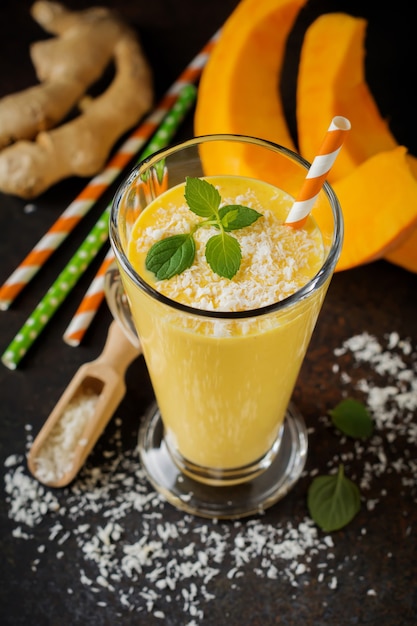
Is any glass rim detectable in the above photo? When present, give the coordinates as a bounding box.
[110,133,344,320]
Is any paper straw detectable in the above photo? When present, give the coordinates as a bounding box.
[285,116,351,228]
[62,248,115,347]
[63,84,197,346]
[0,32,219,311]
[1,208,110,370]
[1,83,199,366]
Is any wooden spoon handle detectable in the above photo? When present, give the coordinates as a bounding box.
[98,320,141,374]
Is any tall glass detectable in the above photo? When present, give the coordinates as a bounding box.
[107,135,343,519]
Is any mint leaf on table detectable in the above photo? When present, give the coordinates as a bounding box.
[308,464,361,532]
[145,177,262,280]
[329,398,374,439]
[307,399,372,532]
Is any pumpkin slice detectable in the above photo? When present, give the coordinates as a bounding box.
[313,147,417,272]
[194,0,307,190]
[296,13,398,183]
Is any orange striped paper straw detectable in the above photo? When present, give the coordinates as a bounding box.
[0,31,220,311]
[285,116,351,228]
[63,84,195,346]
[62,249,115,346]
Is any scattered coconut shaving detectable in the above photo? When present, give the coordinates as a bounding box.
[3,330,416,621]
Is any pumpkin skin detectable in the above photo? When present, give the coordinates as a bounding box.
[383,154,417,272]
[194,0,307,191]
[296,13,398,183]
[385,225,417,273]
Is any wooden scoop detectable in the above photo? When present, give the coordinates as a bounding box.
[27,320,142,488]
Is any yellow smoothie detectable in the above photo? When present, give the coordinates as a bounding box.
[122,175,328,471]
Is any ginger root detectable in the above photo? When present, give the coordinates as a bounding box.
[0,1,153,198]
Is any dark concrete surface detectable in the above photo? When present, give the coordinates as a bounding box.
[0,1,416,624]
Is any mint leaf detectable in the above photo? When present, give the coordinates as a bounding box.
[329,398,373,439]
[184,176,221,218]
[219,205,262,231]
[205,233,242,279]
[308,464,361,532]
[145,234,195,280]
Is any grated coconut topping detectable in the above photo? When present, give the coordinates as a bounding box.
[131,186,324,311]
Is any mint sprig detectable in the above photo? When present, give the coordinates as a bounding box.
[145,177,262,280]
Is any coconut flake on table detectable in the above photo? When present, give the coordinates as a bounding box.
[2,330,416,620]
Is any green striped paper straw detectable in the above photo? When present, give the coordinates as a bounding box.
[2,83,198,369]
[62,83,198,346]
[140,83,197,160]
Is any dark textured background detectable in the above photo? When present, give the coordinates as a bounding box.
[0,1,416,625]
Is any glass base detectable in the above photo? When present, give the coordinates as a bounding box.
[138,403,308,520]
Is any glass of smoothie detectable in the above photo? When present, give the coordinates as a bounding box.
[107,134,343,519]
